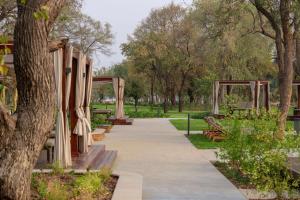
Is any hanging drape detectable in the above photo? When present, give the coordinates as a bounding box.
[250,81,256,109]
[113,78,125,119]
[53,49,65,165]
[74,52,90,153]
[64,45,73,167]
[13,89,17,112]
[212,81,220,114]
[85,60,93,146]
[256,81,261,113]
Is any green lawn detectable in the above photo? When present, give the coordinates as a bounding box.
[92,103,203,118]
[169,119,208,131]
[187,134,222,149]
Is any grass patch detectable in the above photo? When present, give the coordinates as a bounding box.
[169,119,208,131]
[92,103,204,119]
[187,134,222,149]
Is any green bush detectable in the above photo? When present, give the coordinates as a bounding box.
[91,114,109,130]
[74,169,112,197]
[218,111,300,198]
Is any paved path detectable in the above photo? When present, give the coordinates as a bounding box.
[102,119,246,200]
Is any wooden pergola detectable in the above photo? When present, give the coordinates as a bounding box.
[1,40,93,161]
[93,76,133,125]
[212,80,270,116]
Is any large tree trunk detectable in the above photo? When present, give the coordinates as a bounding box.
[0,1,66,199]
[277,0,294,139]
[178,92,184,113]
[134,98,138,112]
[163,96,168,113]
[150,76,155,105]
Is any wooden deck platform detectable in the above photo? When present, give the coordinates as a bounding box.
[108,116,133,125]
[72,145,117,170]
[35,145,117,170]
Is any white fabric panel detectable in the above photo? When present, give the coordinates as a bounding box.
[212,81,219,114]
[74,53,91,153]
[113,78,125,119]
[85,60,93,146]
[250,81,256,109]
[64,45,73,167]
[118,78,125,118]
[53,49,65,165]
[256,81,261,113]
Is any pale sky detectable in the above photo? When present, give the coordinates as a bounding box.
[82,0,192,68]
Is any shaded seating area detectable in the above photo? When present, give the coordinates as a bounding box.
[212,80,270,118]
[1,40,117,170]
[93,76,133,125]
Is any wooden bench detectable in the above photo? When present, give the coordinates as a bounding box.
[230,102,253,115]
[204,116,225,142]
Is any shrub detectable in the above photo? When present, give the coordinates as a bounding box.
[218,111,300,198]
[46,180,69,200]
[74,169,112,198]
[51,161,64,175]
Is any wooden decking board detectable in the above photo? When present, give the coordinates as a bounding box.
[90,150,117,170]
[72,145,106,169]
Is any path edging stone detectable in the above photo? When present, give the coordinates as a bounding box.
[112,171,143,200]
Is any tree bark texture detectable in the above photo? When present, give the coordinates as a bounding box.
[0,0,66,199]
[276,0,294,139]
[253,0,294,139]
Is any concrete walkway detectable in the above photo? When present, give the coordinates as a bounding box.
[101,119,246,200]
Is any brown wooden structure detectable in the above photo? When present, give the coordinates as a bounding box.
[212,80,270,118]
[93,76,133,125]
[1,40,117,169]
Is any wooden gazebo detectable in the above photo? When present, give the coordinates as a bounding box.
[212,80,270,117]
[93,76,133,125]
[1,40,117,170]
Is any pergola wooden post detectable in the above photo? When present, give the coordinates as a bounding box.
[93,76,133,125]
[212,80,270,117]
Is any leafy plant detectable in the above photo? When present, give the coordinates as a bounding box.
[51,161,64,175]
[73,169,112,197]
[218,112,300,198]
[46,180,69,200]
[37,180,48,199]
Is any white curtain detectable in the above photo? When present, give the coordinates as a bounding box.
[74,53,91,153]
[256,81,261,113]
[212,81,220,114]
[119,79,125,118]
[53,49,65,165]
[250,81,256,109]
[85,61,93,146]
[64,45,73,167]
[113,78,125,119]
